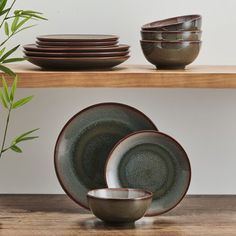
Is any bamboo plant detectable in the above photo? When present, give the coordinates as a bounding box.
[0,0,46,157]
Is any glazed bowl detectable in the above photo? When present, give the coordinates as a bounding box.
[141,30,202,41]
[140,40,201,69]
[87,188,153,223]
[142,14,202,31]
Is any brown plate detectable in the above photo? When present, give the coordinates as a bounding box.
[23,44,130,52]
[37,34,119,42]
[26,56,130,70]
[24,50,129,58]
[36,40,118,47]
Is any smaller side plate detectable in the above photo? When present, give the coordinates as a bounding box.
[106,130,191,216]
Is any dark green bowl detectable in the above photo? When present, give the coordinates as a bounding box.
[142,14,202,31]
[141,30,202,41]
[140,40,201,69]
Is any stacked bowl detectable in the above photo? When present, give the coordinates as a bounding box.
[140,14,202,69]
[23,34,130,70]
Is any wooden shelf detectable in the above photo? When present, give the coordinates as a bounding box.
[1,64,236,88]
[0,195,235,235]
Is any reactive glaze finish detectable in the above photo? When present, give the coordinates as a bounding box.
[37,34,119,42]
[140,40,201,69]
[23,44,130,52]
[54,103,157,209]
[141,30,202,41]
[142,14,202,31]
[106,130,191,216]
[87,188,152,223]
[26,56,130,70]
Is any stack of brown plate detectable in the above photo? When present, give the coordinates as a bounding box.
[23,34,130,70]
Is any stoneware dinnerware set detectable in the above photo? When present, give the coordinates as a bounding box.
[54,103,191,223]
[140,14,202,69]
[23,34,130,70]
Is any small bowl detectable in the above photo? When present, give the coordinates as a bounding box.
[142,14,202,31]
[140,40,201,69]
[87,188,153,224]
[141,30,202,41]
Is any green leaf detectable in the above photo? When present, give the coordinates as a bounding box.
[14,128,39,142]
[20,12,47,20]
[10,76,17,101]
[0,45,20,62]
[0,7,10,16]
[0,47,6,56]
[0,0,7,13]
[10,145,22,153]
[14,24,36,34]
[11,16,20,32]
[21,10,43,15]
[3,57,27,63]
[15,16,31,31]
[2,76,10,103]
[0,89,8,108]
[16,136,39,143]
[12,95,33,109]
[4,21,9,36]
[0,64,16,76]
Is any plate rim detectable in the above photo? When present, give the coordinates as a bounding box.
[37,34,119,42]
[54,102,158,210]
[25,55,130,61]
[23,44,130,52]
[105,130,191,216]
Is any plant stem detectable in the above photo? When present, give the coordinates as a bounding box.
[0,106,12,158]
[0,0,17,29]
[0,32,15,47]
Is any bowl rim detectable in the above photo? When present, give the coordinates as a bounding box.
[142,14,202,30]
[87,188,153,201]
[140,39,202,44]
[141,30,202,34]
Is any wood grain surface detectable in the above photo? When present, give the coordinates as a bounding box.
[1,64,236,88]
[0,195,235,235]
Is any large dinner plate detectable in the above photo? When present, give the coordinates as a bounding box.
[26,56,129,70]
[54,103,157,209]
[106,130,191,216]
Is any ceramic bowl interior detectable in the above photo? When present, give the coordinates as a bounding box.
[106,131,191,216]
[142,14,202,31]
[87,188,153,223]
[140,40,201,69]
[88,188,152,200]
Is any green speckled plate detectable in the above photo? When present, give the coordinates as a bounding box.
[106,130,191,216]
[54,103,157,210]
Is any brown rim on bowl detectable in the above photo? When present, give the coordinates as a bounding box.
[54,102,158,210]
[105,130,191,217]
[142,14,201,29]
[140,30,202,33]
[87,188,153,201]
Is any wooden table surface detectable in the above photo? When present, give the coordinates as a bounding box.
[0,195,235,235]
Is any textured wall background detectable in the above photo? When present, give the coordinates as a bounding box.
[0,0,236,194]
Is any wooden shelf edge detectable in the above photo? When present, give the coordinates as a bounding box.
[1,64,236,88]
